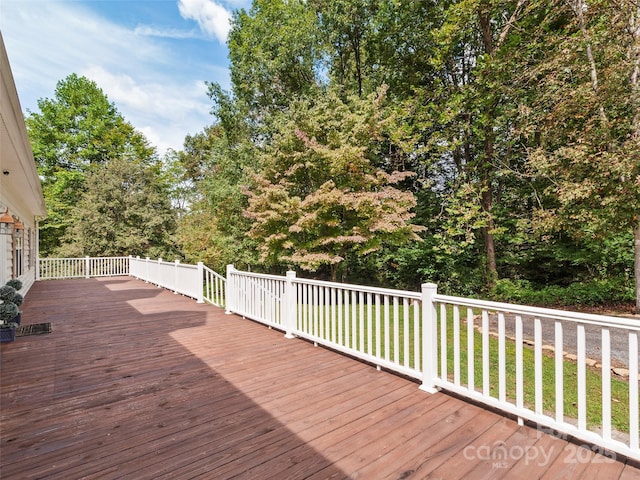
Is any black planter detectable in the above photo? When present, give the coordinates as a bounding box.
[0,327,15,343]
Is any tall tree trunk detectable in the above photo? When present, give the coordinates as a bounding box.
[481,194,497,284]
[635,218,640,313]
[331,263,338,283]
[350,32,363,97]
[570,0,610,128]
[478,10,498,287]
[630,2,640,313]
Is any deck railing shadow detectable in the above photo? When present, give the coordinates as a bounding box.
[2,278,349,479]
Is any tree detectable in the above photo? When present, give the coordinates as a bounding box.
[26,74,156,255]
[175,86,259,273]
[59,157,176,258]
[182,0,636,306]
[244,89,423,281]
[520,0,640,310]
[434,0,530,287]
[311,0,373,98]
[228,0,323,118]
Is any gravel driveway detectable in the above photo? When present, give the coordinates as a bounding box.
[482,312,639,369]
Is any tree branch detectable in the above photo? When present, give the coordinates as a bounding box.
[496,0,528,49]
[567,0,610,127]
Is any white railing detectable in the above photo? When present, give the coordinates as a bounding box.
[129,257,201,300]
[225,266,287,330]
[294,277,423,380]
[38,256,226,308]
[225,266,639,462]
[203,265,226,308]
[38,256,129,280]
[226,265,425,380]
[430,292,639,463]
[34,257,639,461]
[128,257,225,308]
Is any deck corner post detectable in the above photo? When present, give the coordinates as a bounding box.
[196,262,205,303]
[284,270,297,339]
[156,258,163,288]
[420,282,439,394]
[225,264,235,315]
[173,259,180,294]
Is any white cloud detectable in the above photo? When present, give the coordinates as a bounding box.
[82,66,212,154]
[0,0,232,155]
[133,25,202,40]
[178,0,232,43]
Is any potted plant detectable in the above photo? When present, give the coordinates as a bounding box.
[0,279,23,343]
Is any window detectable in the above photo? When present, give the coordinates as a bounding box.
[13,231,23,278]
[28,228,34,270]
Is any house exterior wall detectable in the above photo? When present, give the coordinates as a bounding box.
[0,33,46,293]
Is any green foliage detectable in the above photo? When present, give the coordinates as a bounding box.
[228,0,323,115]
[5,279,22,290]
[0,281,22,324]
[0,303,19,323]
[175,86,259,273]
[58,157,177,258]
[244,89,423,280]
[27,74,160,256]
[175,0,638,307]
[491,277,635,307]
[0,286,16,303]
[38,170,86,254]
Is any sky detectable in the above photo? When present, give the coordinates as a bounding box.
[0,0,251,155]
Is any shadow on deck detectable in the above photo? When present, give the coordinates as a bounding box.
[1,278,637,479]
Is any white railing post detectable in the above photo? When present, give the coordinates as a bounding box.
[85,256,90,279]
[145,257,150,282]
[196,262,204,304]
[420,283,439,393]
[173,259,180,294]
[35,220,41,280]
[225,264,235,314]
[284,270,297,339]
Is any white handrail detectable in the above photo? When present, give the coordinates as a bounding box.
[39,256,226,308]
[203,265,226,308]
[224,266,639,463]
[38,256,130,280]
[435,293,640,330]
[35,257,639,462]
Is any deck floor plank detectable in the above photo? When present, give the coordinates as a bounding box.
[1,278,638,479]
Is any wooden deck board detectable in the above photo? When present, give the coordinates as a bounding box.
[1,278,638,479]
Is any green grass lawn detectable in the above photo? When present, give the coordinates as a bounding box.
[295,300,633,434]
[443,315,631,433]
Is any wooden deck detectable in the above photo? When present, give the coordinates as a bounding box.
[1,278,638,479]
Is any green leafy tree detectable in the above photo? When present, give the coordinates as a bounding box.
[182,0,636,306]
[311,0,373,98]
[518,0,640,310]
[244,89,423,281]
[423,0,531,287]
[59,157,176,258]
[26,74,156,255]
[228,0,323,117]
[176,87,259,273]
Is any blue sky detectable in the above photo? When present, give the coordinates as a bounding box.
[1,0,251,154]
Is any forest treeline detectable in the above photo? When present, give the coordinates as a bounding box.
[27,0,640,311]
